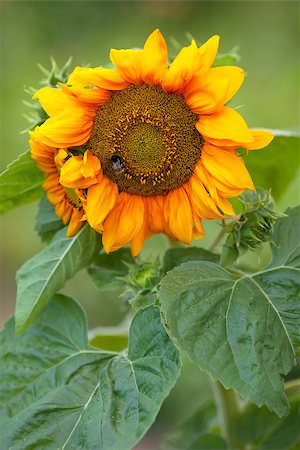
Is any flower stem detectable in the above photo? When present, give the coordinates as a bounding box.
[210,379,244,450]
[209,221,226,252]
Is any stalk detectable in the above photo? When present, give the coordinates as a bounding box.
[210,379,244,450]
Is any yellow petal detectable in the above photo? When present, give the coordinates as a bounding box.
[34,109,94,148]
[140,29,168,85]
[33,87,78,117]
[85,176,118,233]
[68,66,130,90]
[164,187,193,243]
[59,83,111,105]
[198,35,220,71]
[162,40,201,93]
[110,48,143,84]
[102,193,145,254]
[196,106,253,146]
[60,151,100,189]
[184,66,244,114]
[247,129,274,150]
[201,144,255,194]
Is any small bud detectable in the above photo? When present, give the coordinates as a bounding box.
[119,258,161,309]
[221,188,285,267]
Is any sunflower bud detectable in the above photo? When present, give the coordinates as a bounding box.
[221,188,285,267]
[120,258,161,309]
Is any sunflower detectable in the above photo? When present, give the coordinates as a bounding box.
[30,29,274,256]
[30,135,86,236]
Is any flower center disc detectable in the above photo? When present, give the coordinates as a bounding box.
[90,84,203,195]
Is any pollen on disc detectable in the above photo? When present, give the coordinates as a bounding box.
[89,84,203,196]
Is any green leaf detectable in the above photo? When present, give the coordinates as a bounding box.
[245,131,300,201]
[162,402,228,450]
[0,151,44,213]
[35,193,64,242]
[236,398,300,449]
[163,247,219,273]
[0,295,181,449]
[16,225,100,334]
[88,248,133,290]
[159,206,300,417]
[269,206,300,269]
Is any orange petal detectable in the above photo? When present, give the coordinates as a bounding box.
[192,213,205,239]
[144,195,165,234]
[140,29,168,85]
[130,206,148,257]
[80,150,101,178]
[33,86,78,117]
[185,174,224,220]
[68,66,130,90]
[34,109,94,148]
[85,176,118,233]
[60,151,100,189]
[198,35,220,71]
[201,144,255,194]
[247,129,274,150]
[184,66,244,114]
[66,208,84,237]
[194,162,235,214]
[196,106,253,146]
[55,199,72,224]
[29,134,56,172]
[102,193,145,254]
[54,149,69,168]
[110,48,143,84]
[164,187,193,244]
[162,40,201,93]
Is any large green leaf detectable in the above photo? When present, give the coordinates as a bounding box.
[0,151,44,213]
[0,295,181,450]
[16,225,100,334]
[159,206,300,417]
[162,402,228,450]
[236,397,300,449]
[35,193,64,242]
[162,247,219,273]
[88,248,133,290]
[245,131,300,201]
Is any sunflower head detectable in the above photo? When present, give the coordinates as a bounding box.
[30,29,274,256]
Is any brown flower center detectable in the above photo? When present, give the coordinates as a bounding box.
[89,84,203,195]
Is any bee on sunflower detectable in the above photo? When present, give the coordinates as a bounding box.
[30,29,274,256]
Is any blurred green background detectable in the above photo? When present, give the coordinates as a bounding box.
[0,1,299,448]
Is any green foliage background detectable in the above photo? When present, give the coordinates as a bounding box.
[0,1,299,447]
